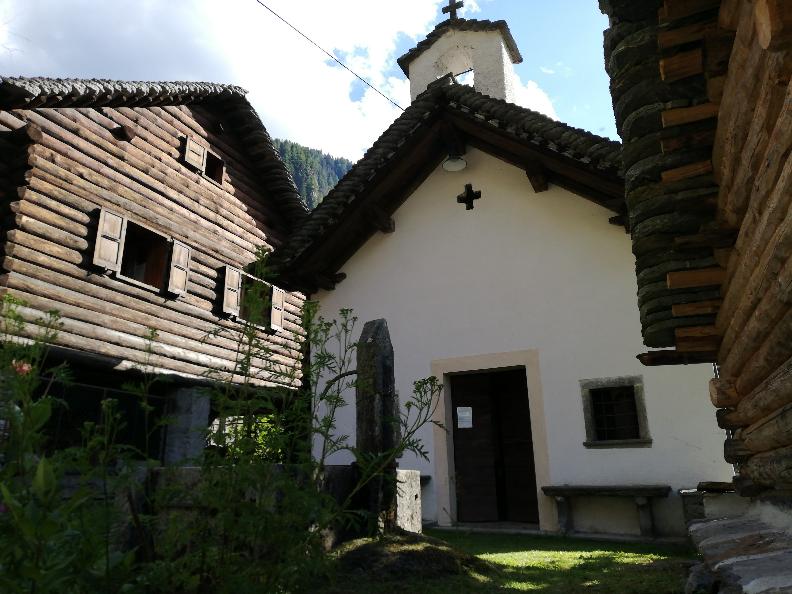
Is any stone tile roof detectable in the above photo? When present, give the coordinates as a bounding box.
[278,75,622,269]
[0,76,309,227]
[397,18,523,75]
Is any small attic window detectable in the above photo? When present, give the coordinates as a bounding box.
[204,151,225,184]
[183,136,225,186]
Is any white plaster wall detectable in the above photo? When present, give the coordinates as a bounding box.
[408,29,515,101]
[316,148,732,535]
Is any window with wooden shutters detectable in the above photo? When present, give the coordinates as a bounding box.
[93,209,126,272]
[270,286,285,332]
[222,266,242,317]
[167,240,192,296]
[184,137,207,171]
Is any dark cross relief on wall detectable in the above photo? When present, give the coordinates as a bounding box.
[442,0,464,20]
[457,183,481,210]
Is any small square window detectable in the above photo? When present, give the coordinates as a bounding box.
[119,222,170,290]
[204,152,225,184]
[580,376,651,448]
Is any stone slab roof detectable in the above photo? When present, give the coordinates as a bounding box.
[397,18,524,76]
[277,75,622,275]
[0,76,309,227]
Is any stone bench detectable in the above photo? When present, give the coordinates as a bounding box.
[541,484,672,537]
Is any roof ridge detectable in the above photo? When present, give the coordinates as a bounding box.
[0,76,248,109]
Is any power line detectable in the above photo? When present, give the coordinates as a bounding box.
[253,0,405,112]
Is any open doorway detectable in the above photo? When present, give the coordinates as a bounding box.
[450,367,539,523]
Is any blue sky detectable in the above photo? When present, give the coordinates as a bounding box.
[0,0,618,159]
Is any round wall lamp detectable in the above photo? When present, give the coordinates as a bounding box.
[442,155,467,172]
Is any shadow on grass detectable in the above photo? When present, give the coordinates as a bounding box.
[315,530,694,594]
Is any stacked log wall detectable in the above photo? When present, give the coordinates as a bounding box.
[0,105,305,388]
[600,0,734,352]
[711,0,792,495]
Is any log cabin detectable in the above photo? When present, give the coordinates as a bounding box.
[601,0,792,588]
[275,12,733,538]
[0,77,309,461]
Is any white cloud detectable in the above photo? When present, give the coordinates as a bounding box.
[513,74,557,120]
[0,0,445,160]
[539,66,555,75]
[0,0,557,159]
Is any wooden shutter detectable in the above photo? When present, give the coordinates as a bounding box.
[270,285,285,332]
[184,137,207,171]
[222,266,242,317]
[167,240,192,295]
[93,208,126,272]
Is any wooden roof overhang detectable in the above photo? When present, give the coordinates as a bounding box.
[277,79,624,293]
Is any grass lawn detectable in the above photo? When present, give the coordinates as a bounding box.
[317,529,695,593]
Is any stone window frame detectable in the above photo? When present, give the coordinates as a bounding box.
[580,375,652,449]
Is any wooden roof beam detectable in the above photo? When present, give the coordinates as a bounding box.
[440,119,466,158]
[667,267,726,289]
[524,161,548,193]
[755,0,792,50]
[637,349,717,366]
[364,204,396,234]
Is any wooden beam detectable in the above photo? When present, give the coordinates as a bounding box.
[660,0,722,23]
[676,335,722,352]
[755,0,792,50]
[719,0,744,31]
[661,160,713,183]
[524,161,548,193]
[658,21,717,49]
[673,229,738,250]
[667,267,726,289]
[661,126,717,153]
[440,119,466,158]
[661,103,720,128]
[637,349,717,366]
[673,299,723,317]
[706,75,727,103]
[710,377,740,407]
[660,48,704,82]
[364,205,396,234]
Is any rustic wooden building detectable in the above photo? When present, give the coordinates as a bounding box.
[0,77,308,459]
[601,0,792,588]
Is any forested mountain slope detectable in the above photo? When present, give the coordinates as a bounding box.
[273,138,353,209]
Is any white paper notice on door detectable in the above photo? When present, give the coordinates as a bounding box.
[456,406,473,429]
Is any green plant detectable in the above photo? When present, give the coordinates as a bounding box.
[0,294,135,593]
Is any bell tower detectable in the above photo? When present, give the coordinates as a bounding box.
[396,1,523,103]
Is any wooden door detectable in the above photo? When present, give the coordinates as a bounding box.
[451,369,538,523]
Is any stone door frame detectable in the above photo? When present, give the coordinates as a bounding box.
[430,349,555,530]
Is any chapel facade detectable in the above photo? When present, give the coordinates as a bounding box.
[278,11,733,536]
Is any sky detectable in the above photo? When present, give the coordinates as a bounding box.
[0,0,617,161]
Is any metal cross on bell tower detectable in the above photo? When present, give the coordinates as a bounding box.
[442,0,464,21]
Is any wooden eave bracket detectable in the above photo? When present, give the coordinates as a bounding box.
[637,349,717,366]
[364,204,395,234]
[524,161,548,193]
[440,119,466,158]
